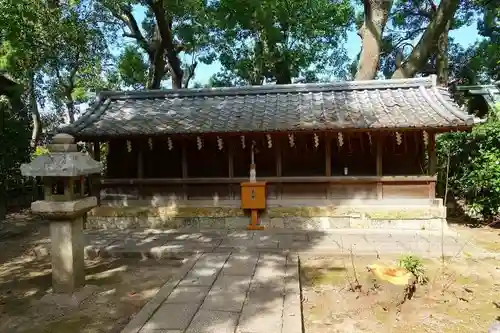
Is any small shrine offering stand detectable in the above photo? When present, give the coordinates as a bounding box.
[241,180,267,230]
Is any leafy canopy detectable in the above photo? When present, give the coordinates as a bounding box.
[208,0,354,85]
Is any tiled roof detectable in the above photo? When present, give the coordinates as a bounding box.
[61,75,478,138]
[456,84,500,111]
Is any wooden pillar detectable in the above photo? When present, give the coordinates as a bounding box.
[136,141,144,199]
[427,131,437,198]
[325,133,331,177]
[325,133,332,199]
[181,140,188,200]
[275,138,282,199]
[427,132,437,175]
[93,141,101,161]
[92,141,101,204]
[228,138,234,199]
[376,134,383,199]
[137,149,144,178]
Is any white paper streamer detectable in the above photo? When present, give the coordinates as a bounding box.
[288,133,295,147]
[266,134,272,148]
[167,137,173,150]
[423,131,429,147]
[196,136,203,150]
[217,136,224,151]
[396,132,402,146]
[337,132,344,147]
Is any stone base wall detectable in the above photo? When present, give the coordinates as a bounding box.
[86,205,447,231]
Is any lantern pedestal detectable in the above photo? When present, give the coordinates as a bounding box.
[31,197,97,293]
[20,133,102,295]
[49,217,85,293]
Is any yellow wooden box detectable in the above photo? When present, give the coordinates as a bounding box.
[240,181,267,210]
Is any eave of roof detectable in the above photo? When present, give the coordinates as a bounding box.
[61,75,479,139]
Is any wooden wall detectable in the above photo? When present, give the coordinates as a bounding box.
[99,130,434,201]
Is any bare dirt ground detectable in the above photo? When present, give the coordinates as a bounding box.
[449,220,500,254]
[301,253,500,333]
[0,210,183,333]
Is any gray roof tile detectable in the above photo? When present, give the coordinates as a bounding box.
[61,75,478,138]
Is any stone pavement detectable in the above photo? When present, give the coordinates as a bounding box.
[121,252,301,333]
[73,229,496,260]
[94,228,496,333]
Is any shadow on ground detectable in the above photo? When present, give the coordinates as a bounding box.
[0,209,495,333]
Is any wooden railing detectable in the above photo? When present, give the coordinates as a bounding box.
[100,175,437,186]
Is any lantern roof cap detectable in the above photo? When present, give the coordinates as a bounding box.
[20,133,102,177]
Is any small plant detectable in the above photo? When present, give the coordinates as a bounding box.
[398,255,428,285]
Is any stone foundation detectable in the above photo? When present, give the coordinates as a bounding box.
[86,204,447,231]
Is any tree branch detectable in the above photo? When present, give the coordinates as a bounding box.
[108,4,152,57]
[183,62,198,88]
[68,51,81,92]
[150,0,184,89]
[391,0,459,78]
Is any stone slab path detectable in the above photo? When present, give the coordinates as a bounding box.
[69,229,496,260]
[121,252,301,333]
[95,229,497,333]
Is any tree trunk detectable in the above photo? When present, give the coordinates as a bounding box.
[147,46,166,89]
[0,185,6,222]
[183,62,198,88]
[150,0,184,89]
[170,67,183,89]
[275,58,292,84]
[391,0,459,79]
[355,0,393,80]
[27,74,41,148]
[436,20,451,86]
[65,99,76,124]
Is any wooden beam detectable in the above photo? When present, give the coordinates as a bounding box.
[100,175,437,186]
[428,181,436,198]
[73,126,475,142]
[376,134,383,199]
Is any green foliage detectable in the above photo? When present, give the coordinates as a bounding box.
[99,0,215,89]
[0,87,31,218]
[398,255,428,285]
[209,0,354,84]
[33,146,49,157]
[117,45,148,89]
[437,107,500,219]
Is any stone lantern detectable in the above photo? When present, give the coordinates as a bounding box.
[20,133,102,294]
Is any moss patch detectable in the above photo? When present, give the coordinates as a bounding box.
[301,266,348,287]
[89,206,244,218]
[90,205,444,220]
